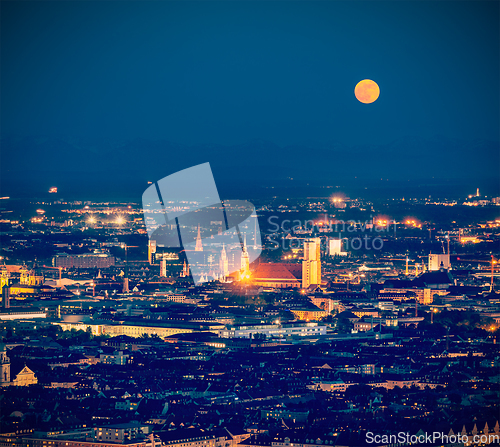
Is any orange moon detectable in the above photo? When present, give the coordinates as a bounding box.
[355,79,380,104]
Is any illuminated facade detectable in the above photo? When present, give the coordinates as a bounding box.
[150,246,185,276]
[302,238,321,288]
[218,322,326,339]
[11,366,38,386]
[328,238,346,256]
[0,267,9,295]
[0,344,37,387]
[290,307,328,321]
[56,321,222,338]
[428,253,450,271]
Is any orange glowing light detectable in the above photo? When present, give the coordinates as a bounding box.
[355,79,380,104]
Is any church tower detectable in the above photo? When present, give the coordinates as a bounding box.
[240,236,250,277]
[20,266,29,285]
[302,238,321,288]
[181,260,190,278]
[0,343,10,386]
[0,266,9,295]
[219,244,229,278]
[148,240,157,265]
[195,224,203,251]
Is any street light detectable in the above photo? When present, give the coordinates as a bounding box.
[431,307,438,324]
[491,255,497,292]
[115,215,125,226]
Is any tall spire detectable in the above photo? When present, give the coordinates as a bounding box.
[219,244,228,277]
[240,236,250,276]
[195,224,203,251]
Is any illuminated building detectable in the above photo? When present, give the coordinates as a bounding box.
[328,238,346,256]
[154,248,185,277]
[7,266,46,296]
[0,310,47,320]
[218,322,326,339]
[0,268,9,308]
[302,238,321,288]
[0,266,8,294]
[309,296,339,313]
[10,365,38,386]
[290,307,328,321]
[20,266,44,286]
[0,344,37,387]
[148,240,157,264]
[56,321,222,338]
[428,254,450,271]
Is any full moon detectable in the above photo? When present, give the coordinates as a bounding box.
[355,79,380,104]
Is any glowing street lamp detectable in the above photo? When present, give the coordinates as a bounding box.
[491,256,498,292]
[115,215,125,225]
[431,307,438,324]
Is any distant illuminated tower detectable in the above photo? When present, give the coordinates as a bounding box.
[0,343,10,386]
[182,260,190,278]
[195,224,203,251]
[219,244,229,277]
[476,188,480,197]
[122,277,129,293]
[240,236,250,276]
[20,266,29,285]
[148,240,157,265]
[0,266,8,296]
[160,259,167,277]
[2,287,10,310]
[302,238,321,288]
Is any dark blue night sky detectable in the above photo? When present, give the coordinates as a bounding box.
[1,1,499,198]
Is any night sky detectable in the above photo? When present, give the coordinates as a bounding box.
[1,1,499,198]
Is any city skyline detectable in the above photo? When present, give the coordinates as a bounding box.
[0,1,499,446]
[1,1,499,201]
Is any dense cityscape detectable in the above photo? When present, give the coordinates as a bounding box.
[1,0,499,446]
[0,187,499,446]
